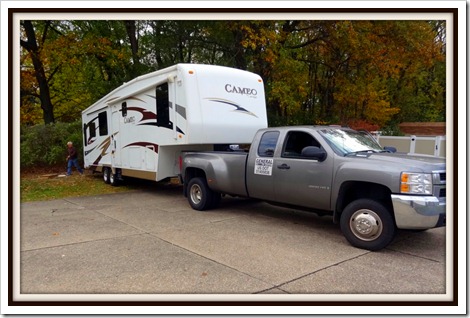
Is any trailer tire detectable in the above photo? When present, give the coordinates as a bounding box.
[109,170,120,187]
[103,167,111,184]
[187,177,216,211]
[340,199,396,251]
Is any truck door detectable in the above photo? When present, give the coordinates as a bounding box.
[246,130,281,201]
[273,130,334,210]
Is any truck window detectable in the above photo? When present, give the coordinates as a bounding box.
[156,82,172,129]
[98,111,108,136]
[282,131,321,158]
[257,131,280,157]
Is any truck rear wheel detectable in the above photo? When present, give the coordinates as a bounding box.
[340,199,396,251]
[187,177,218,210]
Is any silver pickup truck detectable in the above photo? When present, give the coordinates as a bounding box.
[180,126,446,250]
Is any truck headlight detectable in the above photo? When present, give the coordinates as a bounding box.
[400,172,432,195]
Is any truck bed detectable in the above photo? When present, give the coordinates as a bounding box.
[182,151,249,197]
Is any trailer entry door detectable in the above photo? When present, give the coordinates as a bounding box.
[156,82,172,129]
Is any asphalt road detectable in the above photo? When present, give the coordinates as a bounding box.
[19,182,447,301]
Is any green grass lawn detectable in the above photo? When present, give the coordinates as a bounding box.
[20,172,142,202]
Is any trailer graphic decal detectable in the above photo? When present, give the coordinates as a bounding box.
[127,96,145,102]
[127,107,157,121]
[144,95,188,119]
[89,135,114,166]
[123,142,159,153]
[205,98,258,118]
[124,106,186,135]
[84,145,98,156]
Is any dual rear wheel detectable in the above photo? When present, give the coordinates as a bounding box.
[102,167,120,186]
[187,177,220,211]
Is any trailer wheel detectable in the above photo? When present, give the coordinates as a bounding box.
[109,170,120,187]
[187,177,216,211]
[340,199,396,251]
[103,167,111,184]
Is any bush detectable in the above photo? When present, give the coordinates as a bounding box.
[380,122,405,136]
[20,121,83,168]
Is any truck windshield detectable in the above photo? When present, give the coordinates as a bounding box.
[319,128,384,156]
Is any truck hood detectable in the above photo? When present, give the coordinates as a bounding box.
[366,152,446,172]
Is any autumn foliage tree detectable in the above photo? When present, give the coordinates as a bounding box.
[20,19,446,131]
[20,20,56,124]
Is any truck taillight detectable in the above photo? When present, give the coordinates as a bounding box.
[179,156,183,172]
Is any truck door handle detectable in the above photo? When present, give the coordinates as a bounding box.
[277,164,290,170]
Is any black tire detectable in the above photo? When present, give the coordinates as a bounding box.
[187,177,217,211]
[109,170,120,187]
[340,199,396,251]
[103,167,111,184]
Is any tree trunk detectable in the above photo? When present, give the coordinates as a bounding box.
[124,20,140,78]
[20,20,55,124]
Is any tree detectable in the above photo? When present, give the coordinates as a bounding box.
[124,20,141,78]
[20,20,134,125]
[20,20,56,124]
[19,19,446,129]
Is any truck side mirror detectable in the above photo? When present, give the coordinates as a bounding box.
[383,146,397,153]
[301,146,327,161]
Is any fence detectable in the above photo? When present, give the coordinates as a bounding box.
[376,135,446,157]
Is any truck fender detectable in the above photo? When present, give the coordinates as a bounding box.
[333,181,394,224]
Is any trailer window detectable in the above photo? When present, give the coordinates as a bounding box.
[83,123,88,146]
[98,111,108,136]
[122,102,127,117]
[258,131,279,157]
[156,83,172,129]
[84,121,96,146]
[89,122,96,138]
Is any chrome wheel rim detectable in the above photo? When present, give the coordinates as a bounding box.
[349,209,383,241]
[189,184,202,205]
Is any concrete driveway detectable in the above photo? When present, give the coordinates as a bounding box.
[19,182,447,300]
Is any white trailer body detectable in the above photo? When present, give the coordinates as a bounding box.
[81,64,267,182]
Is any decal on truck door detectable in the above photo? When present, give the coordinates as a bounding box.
[254,158,273,176]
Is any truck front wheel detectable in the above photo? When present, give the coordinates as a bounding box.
[187,177,218,211]
[340,199,396,251]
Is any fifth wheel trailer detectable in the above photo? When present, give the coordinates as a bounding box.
[81,64,268,185]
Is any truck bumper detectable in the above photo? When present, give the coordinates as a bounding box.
[391,195,446,230]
